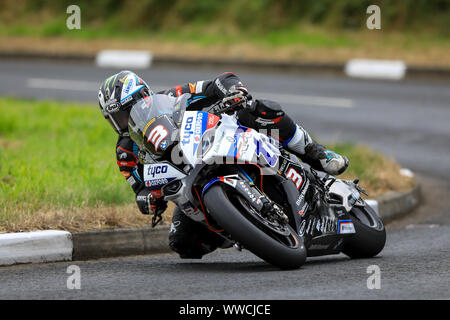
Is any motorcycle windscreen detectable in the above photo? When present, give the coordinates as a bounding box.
[128,94,178,157]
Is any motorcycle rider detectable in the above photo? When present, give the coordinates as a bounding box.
[98,70,349,259]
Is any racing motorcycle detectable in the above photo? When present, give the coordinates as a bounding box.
[127,94,386,269]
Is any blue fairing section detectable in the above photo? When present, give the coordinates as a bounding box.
[192,111,209,155]
[226,138,238,158]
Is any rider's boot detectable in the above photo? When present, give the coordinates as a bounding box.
[285,124,349,176]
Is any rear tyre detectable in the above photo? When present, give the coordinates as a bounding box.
[342,204,386,258]
[203,184,306,269]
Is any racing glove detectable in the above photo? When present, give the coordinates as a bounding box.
[221,85,249,110]
[136,188,167,221]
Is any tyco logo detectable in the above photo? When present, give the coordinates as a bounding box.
[182,113,204,145]
[181,116,194,145]
[147,165,168,178]
[147,125,168,151]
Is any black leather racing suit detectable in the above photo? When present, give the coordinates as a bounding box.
[116,72,334,259]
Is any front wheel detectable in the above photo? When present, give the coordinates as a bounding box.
[203,184,307,269]
[342,203,386,258]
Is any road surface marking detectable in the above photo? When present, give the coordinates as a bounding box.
[26,78,354,108]
[95,50,152,69]
[27,78,100,91]
[253,91,354,108]
[345,59,406,81]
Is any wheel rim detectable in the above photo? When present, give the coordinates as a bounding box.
[228,192,300,249]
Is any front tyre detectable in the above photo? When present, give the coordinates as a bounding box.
[203,184,306,269]
[342,203,386,258]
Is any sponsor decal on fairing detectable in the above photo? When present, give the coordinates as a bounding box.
[147,124,168,152]
[143,163,186,190]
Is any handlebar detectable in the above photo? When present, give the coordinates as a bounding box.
[207,94,253,116]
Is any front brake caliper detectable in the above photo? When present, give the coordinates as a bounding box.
[235,179,265,212]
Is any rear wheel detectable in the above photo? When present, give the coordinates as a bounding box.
[203,184,306,269]
[342,203,386,258]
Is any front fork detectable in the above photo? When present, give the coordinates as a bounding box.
[201,172,291,223]
[202,174,266,213]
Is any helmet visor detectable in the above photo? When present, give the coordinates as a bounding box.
[107,108,130,135]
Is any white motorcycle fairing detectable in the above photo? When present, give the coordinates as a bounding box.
[179,111,281,169]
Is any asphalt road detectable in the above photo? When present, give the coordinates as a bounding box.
[0,58,449,299]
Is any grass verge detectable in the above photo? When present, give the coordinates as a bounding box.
[0,97,414,233]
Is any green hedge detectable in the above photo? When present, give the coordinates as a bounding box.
[1,0,449,35]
